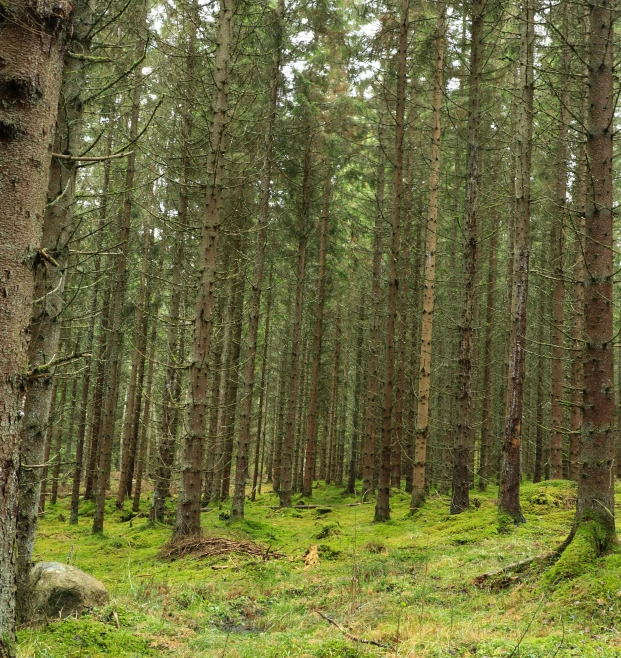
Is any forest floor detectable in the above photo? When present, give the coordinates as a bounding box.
[17,478,621,657]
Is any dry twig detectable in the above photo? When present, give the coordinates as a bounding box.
[315,609,390,648]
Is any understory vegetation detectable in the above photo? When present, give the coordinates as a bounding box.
[19,480,621,657]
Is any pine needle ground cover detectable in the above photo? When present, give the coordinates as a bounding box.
[18,481,621,657]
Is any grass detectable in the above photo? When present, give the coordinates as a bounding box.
[16,478,621,657]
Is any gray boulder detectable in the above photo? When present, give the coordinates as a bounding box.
[29,562,109,619]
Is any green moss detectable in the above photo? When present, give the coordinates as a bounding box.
[17,615,156,657]
[312,639,376,657]
[543,516,609,586]
[19,479,621,657]
[316,522,341,539]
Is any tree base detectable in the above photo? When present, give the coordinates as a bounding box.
[542,513,616,587]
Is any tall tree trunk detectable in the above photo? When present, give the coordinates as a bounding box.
[70,222,103,524]
[231,0,284,518]
[220,259,245,501]
[327,308,342,484]
[533,285,546,483]
[84,281,111,500]
[203,331,221,503]
[279,127,312,508]
[411,3,445,509]
[391,219,409,491]
[258,380,270,495]
[498,0,535,524]
[549,5,569,480]
[151,5,195,522]
[133,281,160,513]
[272,320,291,493]
[374,0,408,522]
[451,0,484,515]
[116,223,152,507]
[14,0,91,616]
[174,0,235,537]
[38,381,58,514]
[252,268,274,501]
[569,7,589,483]
[478,221,498,491]
[302,172,331,497]
[573,0,615,544]
[93,0,148,534]
[50,367,69,505]
[347,292,365,494]
[362,131,386,497]
[0,0,73,649]
[61,359,80,481]
[212,249,235,501]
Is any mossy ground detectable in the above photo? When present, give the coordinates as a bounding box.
[17,478,621,657]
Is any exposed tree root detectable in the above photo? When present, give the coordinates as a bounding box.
[473,516,616,591]
[473,553,555,590]
[473,531,577,591]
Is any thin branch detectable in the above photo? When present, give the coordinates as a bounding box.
[52,150,133,162]
[27,352,91,379]
[314,610,390,648]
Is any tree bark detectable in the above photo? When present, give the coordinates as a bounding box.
[498,0,535,524]
[133,280,160,513]
[116,223,152,507]
[231,0,284,517]
[451,0,484,515]
[533,285,546,484]
[252,268,274,501]
[93,0,148,534]
[220,255,246,501]
[302,172,331,496]
[478,221,498,491]
[374,0,408,522]
[411,3,445,509]
[327,308,342,484]
[362,130,386,496]
[174,0,235,537]
[279,126,312,508]
[347,292,365,494]
[569,7,588,483]
[0,0,73,649]
[574,0,615,543]
[549,4,569,481]
[49,368,68,505]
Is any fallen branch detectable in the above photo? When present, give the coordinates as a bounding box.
[315,609,390,649]
[268,504,333,511]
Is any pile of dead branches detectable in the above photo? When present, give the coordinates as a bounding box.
[159,535,284,562]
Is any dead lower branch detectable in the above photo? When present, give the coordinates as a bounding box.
[27,352,91,379]
[52,150,133,162]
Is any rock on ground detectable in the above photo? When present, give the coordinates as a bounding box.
[30,562,109,619]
